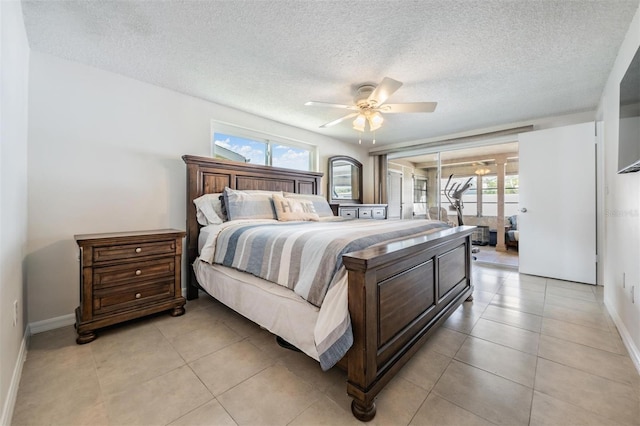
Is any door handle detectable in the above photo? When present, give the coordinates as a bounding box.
[520,207,528,213]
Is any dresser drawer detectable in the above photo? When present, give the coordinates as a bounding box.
[93,257,175,288]
[93,240,176,263]
[93,279,174,316]
[372,208,386,219]
[358,209,373,219]
[340,208,358,219]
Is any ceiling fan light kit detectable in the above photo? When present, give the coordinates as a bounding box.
[352,110,383,132]
[305,77,437,143]
[353,114,366,132]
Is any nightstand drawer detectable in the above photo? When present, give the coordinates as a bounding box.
[93,240,176,263]
[93,258,175,288]
[93,280,174,315]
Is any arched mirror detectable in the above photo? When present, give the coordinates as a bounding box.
[328,156,363,204]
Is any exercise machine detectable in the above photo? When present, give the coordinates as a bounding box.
[443,174,473,226]
[443,174,479,259]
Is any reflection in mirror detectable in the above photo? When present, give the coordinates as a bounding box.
[328,156,363,204]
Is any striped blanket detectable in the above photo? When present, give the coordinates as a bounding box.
[213,219,450,307]
[205,218,450,370]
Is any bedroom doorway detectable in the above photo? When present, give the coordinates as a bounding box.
[386,142,520,268]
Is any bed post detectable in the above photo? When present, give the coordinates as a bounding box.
[346,268,378,421]
[184,159,201,300]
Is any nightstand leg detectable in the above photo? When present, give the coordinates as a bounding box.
[76,330,97,344]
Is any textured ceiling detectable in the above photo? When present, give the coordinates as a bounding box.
[21,0,639,146]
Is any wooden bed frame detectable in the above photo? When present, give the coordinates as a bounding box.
[183,155,474,421]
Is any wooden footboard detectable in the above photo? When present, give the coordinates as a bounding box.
[343,225,474,421]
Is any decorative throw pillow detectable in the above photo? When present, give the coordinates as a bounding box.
[218,194,228,221]
[223,187,280,221]
[283,192,335,217]
[272,194,320,222]
[193,193,224,225]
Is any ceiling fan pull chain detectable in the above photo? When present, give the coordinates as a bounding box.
[358,132,362,144]
[373,130,376,144]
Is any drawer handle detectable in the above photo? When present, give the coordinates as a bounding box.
[135,270,142,276]
[135,247,142,253]
[135,293,141,299]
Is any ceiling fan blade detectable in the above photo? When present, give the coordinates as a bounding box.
[368,77,403,106]
[319,112,359,128]
[305,101,358,110]
[380,102,438,113]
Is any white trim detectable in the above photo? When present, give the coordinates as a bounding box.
[387,134,519,159]
[605,300,640,374]
[1,328,29,426]
[210,119,316,149]
[28,313,75,335]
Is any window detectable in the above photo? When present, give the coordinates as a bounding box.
[504,174,519,217]
[272,144,311,170]
[211,123,316,171]
[413,176,428,217]
[477,174,519,217]
[481,175,498,216]
[213,133,267,165]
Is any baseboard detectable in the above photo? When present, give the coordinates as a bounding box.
[0,327,28,426]
[605,300,640,374]
[29,313,75,335]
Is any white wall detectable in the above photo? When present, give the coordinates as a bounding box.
[0,0,30,423]
[27,52,370,323]
[598,4,640,370]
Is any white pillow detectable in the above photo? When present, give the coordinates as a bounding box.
[283,192,334,217]
[272,194,319,222]
[193,193,224,225]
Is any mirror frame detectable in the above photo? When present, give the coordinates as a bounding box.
[328,155,363,205]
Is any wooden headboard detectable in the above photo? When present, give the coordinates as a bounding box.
[182,155,323,298]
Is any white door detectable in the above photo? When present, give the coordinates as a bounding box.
[388,171,403,219]
[518,122,596,284]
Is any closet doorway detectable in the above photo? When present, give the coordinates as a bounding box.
[387,142,520,269]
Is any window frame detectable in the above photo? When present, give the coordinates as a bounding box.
[412,175,428,217]
[210,121,318,171]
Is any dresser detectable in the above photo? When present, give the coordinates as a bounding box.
[74,229,186,344]
[332,203,388,220]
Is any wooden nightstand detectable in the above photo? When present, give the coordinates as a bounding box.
[74,229,186,344]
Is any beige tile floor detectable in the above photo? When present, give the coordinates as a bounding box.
[474,245,519,268]
[12,265,640,426]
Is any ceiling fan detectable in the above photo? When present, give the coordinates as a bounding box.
[305,77,437,136]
